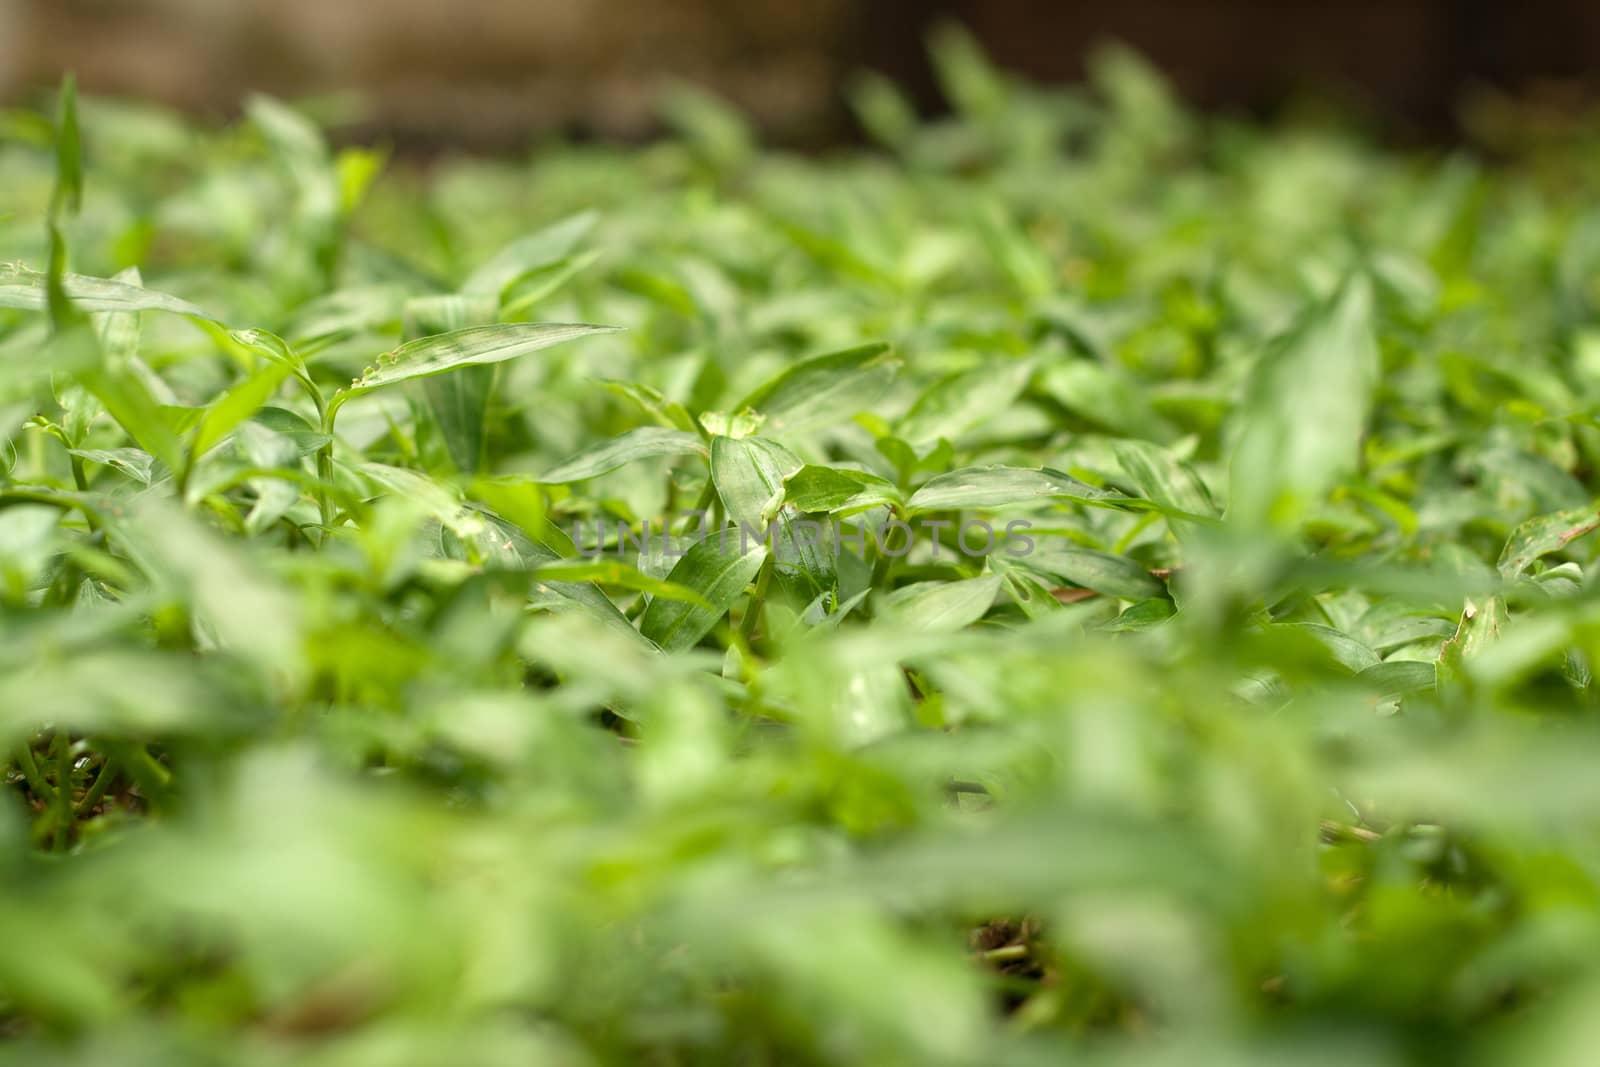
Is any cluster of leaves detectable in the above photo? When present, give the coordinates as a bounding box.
[6,30,1600,1065]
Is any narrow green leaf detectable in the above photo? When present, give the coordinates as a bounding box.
[899,359,1034,447]
[712,436,834,587]
[710,435,802,531]
[538,427,706,484]
[639,536,768,652]
[1356,659,1437,698]
[534,560,712,609]
[1280,622,1381,674]
[341,322,618,398]
[0,264,219,321]
[1038,360,1173,441]
[773,219,899,289]
[406,294,499,474]
[252,407,331,454]
[737,342,899,434]
[1230,276,1379,528]
[1022,547,1165,600]
[1113,440,1218,519]
[191,360,293,460]
[120,500,304,687]
[879,576,1002,633]
[50,74,81,219]
[462,211,598,300]
[81,364,186,476]
[68,447,154,486]
[596,379,698,433]
[783,465,901,514]
[1498,503,1600,580]
[1437,595,1509,693]
[504,528,642,638]
[906,465,1121,513]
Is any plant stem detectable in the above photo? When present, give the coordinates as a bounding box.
[51,732,73,850]
[75,756,118,817]
[13,742,52,802]
[870,508,907,590]
[67,453,102,533]
[316,395,346,538]
[740,555,775,644]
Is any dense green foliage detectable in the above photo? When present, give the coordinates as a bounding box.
[6,34,1600,1065]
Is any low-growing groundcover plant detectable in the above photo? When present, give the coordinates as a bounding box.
[7,29,1600,1065]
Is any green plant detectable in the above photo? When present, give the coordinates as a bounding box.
[4,32,1600,1065]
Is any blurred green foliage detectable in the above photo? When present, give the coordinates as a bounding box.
[5,28,1600,1066]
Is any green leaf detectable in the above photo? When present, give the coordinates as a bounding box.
[538,427,707,484]
[848,72,919,153]
[80,363,186,476]
[1112,440,1219,519]
[1356,659,1437,698]
[509,531,643,638]
[50,74,82,220]
[1022,547,1165,600]
[340,322,618,399]
[899,359,1034,447]
[659,84,754,169]
[190,360,293,461]
[91,267,145,369]
[252,407,331,454]
[878,576,1002,632]
[783,465,902,514]
[0,264,219,321]
[929,20,1007,119]
[737,343,899,434]
[1497,503,1600,580]
[773,218,900,290]
[712,436,833,586]
[1230,275,1379,528]
[1437,595,1509,693]
[68,447,154,486]
[710,435,802,531]
[596,379,698,433]
[639,536,768,652]
[1038,360,1173,441]
[461,211,598,301]
[406,294,499,474]
[0,652,239,743]
[120,500,304,687]
[906,466,1122,513]
[533,560,712,609]
[247,94,337,240]
[1280,622,1381,674]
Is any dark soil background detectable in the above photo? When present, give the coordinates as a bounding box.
[5,0,1600,147]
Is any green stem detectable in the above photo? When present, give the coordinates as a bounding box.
[75,756,118,817]
[740,555,775,644]
[112,743,172,812]
[316,394,346,538]
[13,742,52,802]
[67,453,102,534]
[870,508,907,590]
[0,489,111,528]
[50,732,73,850]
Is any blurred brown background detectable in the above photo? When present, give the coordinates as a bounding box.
[5,0,1600,145]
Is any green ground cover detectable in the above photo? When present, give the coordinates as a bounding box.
[5,31,1600,1066]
